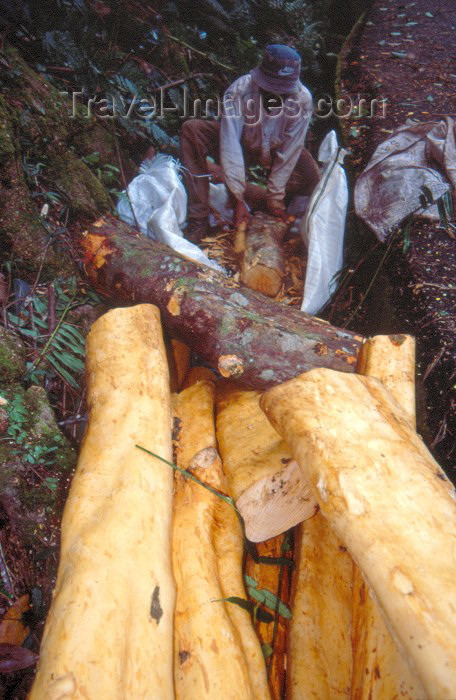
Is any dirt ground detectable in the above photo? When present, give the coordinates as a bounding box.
[333,0,456,474]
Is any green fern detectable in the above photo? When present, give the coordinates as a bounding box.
[5,278,92,391]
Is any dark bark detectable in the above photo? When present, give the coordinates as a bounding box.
[80,216,363,389]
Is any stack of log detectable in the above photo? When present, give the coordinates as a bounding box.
[29,300,456,700]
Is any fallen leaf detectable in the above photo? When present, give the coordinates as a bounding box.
[0,644,38,673]
[0,595,30,646]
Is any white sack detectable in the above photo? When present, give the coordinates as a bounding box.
[300,131,348,315]
[117,155,224,272]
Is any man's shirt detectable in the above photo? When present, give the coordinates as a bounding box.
[220,73,313,201]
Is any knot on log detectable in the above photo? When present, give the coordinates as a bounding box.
[218,354,244,378]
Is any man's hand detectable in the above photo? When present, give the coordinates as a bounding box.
[234,199,251,228]
[266,196,287,220]
[207,161,225,184]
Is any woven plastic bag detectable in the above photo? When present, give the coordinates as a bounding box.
[355,118,455,241]
[117,155,223,272]
[300,131,348,315]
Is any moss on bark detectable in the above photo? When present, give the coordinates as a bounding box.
[0,94,69,279]
[25,385,76,473]
[50,153,111,216]
[0,45,114,280]
[0,327,26,382]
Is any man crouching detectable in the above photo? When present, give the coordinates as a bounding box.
[180,44,320,242]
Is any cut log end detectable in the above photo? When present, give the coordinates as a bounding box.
[241,264,283,298]
[237,459,318,542]
[216,383,317,542]
[182,366,216,389]
[189,446,219,470]
[218,354,245,378]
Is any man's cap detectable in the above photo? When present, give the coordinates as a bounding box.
[250,44,301,94]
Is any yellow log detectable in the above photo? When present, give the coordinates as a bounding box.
[181,365,216,390]
[171,339,191,389]
[173,373,270,699]
[30,305,175,699]
[287,514,353,700]
[351,573,424,700]
[261,368,456,699]
[352,335,424,699]
[283,341,413,699]
[216,382,317,542]
[357,334,416,429]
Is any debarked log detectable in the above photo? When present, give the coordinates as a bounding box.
[284,338,418,700]
[260,368,456,700]
[215,382,317,542]
[173,369,270,699]
[353,334,424,700]
[286,513,354,700]
[30,305,175,699]
[79,217,362,389]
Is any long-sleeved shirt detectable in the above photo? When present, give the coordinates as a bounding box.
[220,73,313,202]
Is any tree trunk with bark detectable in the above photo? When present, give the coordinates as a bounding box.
[80,217,362,389]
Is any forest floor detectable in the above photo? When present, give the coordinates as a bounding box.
[330,0,456,473]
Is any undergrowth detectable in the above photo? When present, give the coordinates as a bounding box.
[1,0,350,152]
